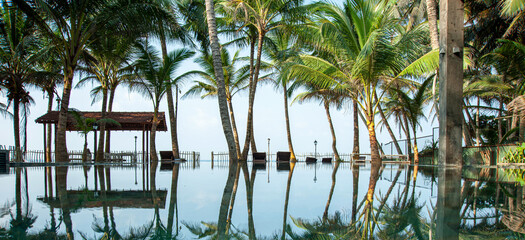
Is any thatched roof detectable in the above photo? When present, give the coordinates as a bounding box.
[35,111,167,131]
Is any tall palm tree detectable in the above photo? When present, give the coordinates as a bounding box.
[265,30,300,161]
[130,42,194,163]
[182,48,250,157]
[222,0,306,160]
[0,3,45,162]
[13,0,177,162]
[204,0,239,162]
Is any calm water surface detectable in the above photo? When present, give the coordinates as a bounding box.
[0,160,523,239]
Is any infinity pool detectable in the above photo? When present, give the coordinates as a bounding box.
[0,160,523,239]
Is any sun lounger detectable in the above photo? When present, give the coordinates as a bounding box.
[276,151,291,162]
[305,157,317,163]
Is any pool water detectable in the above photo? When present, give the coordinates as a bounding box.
[0,161,523,239]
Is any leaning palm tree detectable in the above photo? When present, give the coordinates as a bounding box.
[294,88,343,161]
[130,42,194,163]
[0,3,45,162]
[13,0,178,162]
[182,48,250,157]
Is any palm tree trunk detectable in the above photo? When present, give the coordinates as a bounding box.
[323,161,340,220]
[353,100,360,159]
[160,34,181,159]
[324,101,341,160]
[13,97,21,162]
[283,84,296,161]
[96,89,108,162]
[403,114,412,160]
[498,97,503,142]
[46,90,54,163]
[377,103,403,154]
[413,128,419,163]
[426,0,439,50]
[227,98,241,158]
[205,0,238,162]
[242,32,266,160]
[105,89,116,154]
[56,73,74,163]
[151,108,159,164]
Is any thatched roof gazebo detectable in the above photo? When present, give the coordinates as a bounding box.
[35,111,167,162]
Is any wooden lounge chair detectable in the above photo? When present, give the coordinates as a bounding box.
[305,157,317,163]
[252,152,266,162]
[276,151,291,162]
[159,151,173,160]
[322,157,332,163]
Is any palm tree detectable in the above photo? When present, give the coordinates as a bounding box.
[265,30,300,161]
[13,0,177,162]
[0,3,44,162]
[222,0,306,160]
[182,48,250,157]
[76,36,136,161]
[393,77,433,163]
[204,0,239,162]
[130,42,194,163]
[291,0,430,164]
[294,89,343,161]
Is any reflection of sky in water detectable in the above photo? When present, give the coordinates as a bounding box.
[0,162,518,238]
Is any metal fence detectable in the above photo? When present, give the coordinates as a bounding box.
[211,151,381,162]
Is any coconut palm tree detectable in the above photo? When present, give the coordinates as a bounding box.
[204,0,239,163]
[393,77,433,163]
[264,30,300,161]
[130,42,193,163]
[12,0,178,162]
[0,3,46,162]
[76,36,136,161]
[290,0,430,165]
[182,48,250,157]
[221,0,306,160]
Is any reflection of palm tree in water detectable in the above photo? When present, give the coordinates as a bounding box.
[281,161,296,240]
[323,161,341,221]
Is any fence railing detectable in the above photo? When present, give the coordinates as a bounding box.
[210,151,407,162]
[3,149,200,163]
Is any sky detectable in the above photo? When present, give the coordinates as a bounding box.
[0,40,439,161]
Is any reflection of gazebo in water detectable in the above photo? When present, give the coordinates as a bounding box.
[38,190,167,209]
[35,111,167,161]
